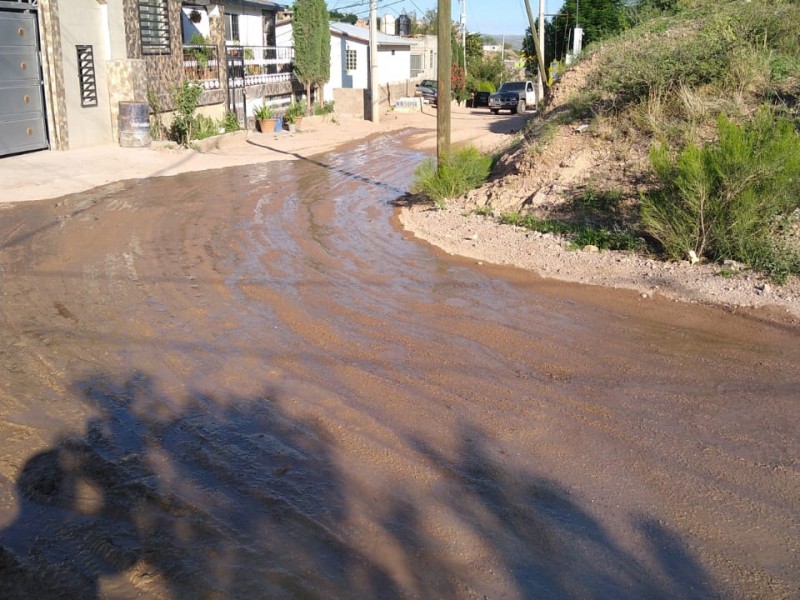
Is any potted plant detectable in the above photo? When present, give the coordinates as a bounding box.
[253,104,276,133]
[283,100,306,132]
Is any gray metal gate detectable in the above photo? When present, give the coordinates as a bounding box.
[0,1,48,156]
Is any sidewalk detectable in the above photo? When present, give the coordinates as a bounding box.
[0,104,518,205]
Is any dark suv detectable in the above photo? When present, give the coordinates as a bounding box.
[468,91,491,108]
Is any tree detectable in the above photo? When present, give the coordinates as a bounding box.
[549,0,627,59]
[413,9,438,35]
[329,9,357,24]
[293,0,330,113]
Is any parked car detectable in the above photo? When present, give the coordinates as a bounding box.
[489,80,537,114]
[468,91,491,108]
[414,79,438,105]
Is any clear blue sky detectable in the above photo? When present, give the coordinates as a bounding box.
[328,0,563,37]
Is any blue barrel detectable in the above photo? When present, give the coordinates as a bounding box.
[118,101,151,147]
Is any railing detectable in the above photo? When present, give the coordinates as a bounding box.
[226,45,295,86]
[182,44,222,89]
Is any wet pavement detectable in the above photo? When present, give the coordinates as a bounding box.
[0,133,798,599]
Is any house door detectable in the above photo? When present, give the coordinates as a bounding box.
[0,3,48,157]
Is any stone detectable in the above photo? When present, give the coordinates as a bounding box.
[583,244,599,253]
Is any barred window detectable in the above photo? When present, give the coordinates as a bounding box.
[138,0,171,55]
[410,53,422,76]
[429,50,434,69]
[346,49,357,71]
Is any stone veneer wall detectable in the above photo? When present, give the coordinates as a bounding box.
[37,0,68,149]
[123,0,184,111]
[106,59,148,141]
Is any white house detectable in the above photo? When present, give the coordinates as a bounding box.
[325,22,411,102]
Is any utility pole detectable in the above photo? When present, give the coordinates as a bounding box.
[522,0,547,100]
[460,0,467,80]
[369,0,379,122]
[437,0,451,168]
[537,0,544,104]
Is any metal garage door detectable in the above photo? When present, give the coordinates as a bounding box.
[0,3,48,156]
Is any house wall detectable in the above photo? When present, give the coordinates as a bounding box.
[181,5,212,43]
[226,5,264,46]
[275,19,292,47]
[57,0,113,148]
[376,45,410,85]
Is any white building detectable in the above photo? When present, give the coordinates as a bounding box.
[325,22,411,101]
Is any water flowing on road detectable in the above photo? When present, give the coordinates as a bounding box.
[0,133,798,599]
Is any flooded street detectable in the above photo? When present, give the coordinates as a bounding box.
[1,134,798,599]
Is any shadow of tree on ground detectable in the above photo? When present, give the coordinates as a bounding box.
[0,371,720,599]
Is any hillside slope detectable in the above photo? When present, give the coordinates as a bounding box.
[400,0,800,323]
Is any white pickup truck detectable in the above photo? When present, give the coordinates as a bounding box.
[489,80,537,114]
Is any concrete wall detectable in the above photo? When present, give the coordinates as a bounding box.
[58,0,113,148]
[377,45,410,85]
[332,88,367,118]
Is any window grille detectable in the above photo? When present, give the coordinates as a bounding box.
[76,45,97,107]
[410,54,422,76]
[346,48,357,71]
[138,0,171,55]
[429,50,434,69]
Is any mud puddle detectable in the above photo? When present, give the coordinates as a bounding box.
[0,134,798,599]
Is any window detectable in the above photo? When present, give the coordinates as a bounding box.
[138,0,171,55]
[76,45,98,107]
[429,50,434,69]
[410,53,422,76]
[346,48,357,71]
[225,13,240,42]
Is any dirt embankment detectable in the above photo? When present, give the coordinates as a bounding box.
[398,58,800,324]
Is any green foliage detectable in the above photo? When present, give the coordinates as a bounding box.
[498,212,641,251]
[293,0,331,103]
[284,100,307,124]
[411,146,493,209]
[253,103,274,120]
[189,34,213,69]
[313,100,335,116]
[222,111,240,132]
[466,54,510,92]
[641,108,800,280]
[192,114,219,140]
[147,88,166,141]
[330,9,357,24]
[170,80,202,146]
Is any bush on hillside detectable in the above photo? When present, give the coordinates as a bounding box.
[641,108,800,281]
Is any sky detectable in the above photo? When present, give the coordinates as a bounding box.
[327,0,563,37]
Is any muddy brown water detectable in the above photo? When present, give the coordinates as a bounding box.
[0,134,798,599]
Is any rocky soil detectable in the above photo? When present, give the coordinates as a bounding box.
[399,55,800,324]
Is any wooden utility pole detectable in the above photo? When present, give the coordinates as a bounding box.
[523,0,548,100]
[369,0,379,122]
[437,0,451,168]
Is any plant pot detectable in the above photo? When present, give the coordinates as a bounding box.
[258,118,277,133]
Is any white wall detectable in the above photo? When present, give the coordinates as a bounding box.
[58,0,113,147]
[377,46,410,84]
[181,6,211,43]
[225,6,265,46]
[276,21,293,47]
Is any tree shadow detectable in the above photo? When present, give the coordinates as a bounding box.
[0,371,720,599]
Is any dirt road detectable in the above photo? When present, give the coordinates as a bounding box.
[0,131,798,599]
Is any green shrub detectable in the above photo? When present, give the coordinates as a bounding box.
[498,213,641,251]
[222,111,240,132]
[641,107,800,280]
[411,146,493,208]
[170,80,202,146]
[192,114,219,140]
